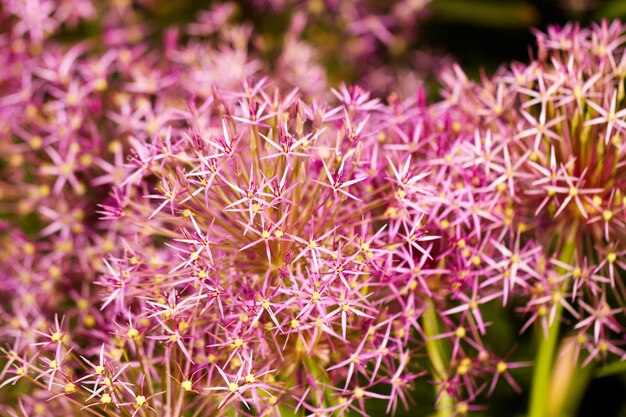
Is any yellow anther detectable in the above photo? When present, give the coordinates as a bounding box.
[135,395,146,407]
[65,382,76,394]
[455,327,466,338]
[592,195,603,206]
[29,136,42,149]
[181,380,192,391]
[456,401,469,415]
[127,328,140,339]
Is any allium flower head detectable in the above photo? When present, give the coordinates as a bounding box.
[437,20,626,366]
[2,1,626,415]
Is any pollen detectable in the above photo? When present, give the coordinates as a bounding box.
[607,252,617,263]
[29,135,42,149]
[94,78,108,91]
[181,380,193,392]
[51,331,63,342]
[261,230,271,239]
[80,154,92,166]
[245,373,255,383]
[455,326,466,338]
[127,328,140,339]
[497,361,507,373]
[60,163,73,175]
[290,319,300,329]
[353,387,365,399]
[64,382,76,394]
[457,358,471,375]
[135,395,146,407]
[228,382,239,392]
[101,393,112,404]
[95,365,105,375]
[603,210,613,221]
[592,195,603,206]
[456,401,469,415]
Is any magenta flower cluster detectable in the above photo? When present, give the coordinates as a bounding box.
[1,2,626,417]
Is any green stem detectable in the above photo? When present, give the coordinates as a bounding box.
[423,300,454,417]
[528,228,577,417]
[595,360,626,378]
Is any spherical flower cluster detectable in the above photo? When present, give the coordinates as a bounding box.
[438,20,626,362]
[1,1,626,416]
